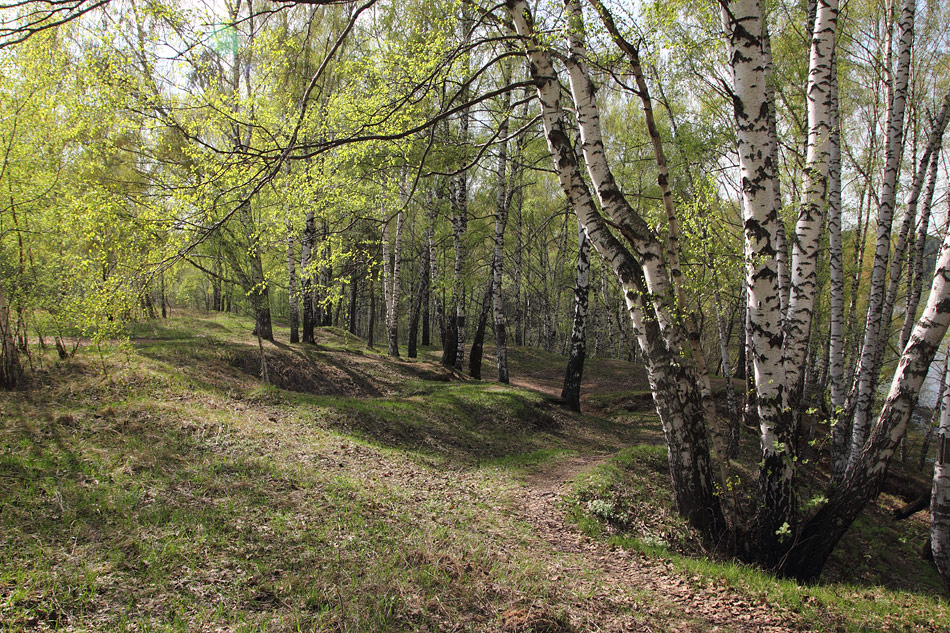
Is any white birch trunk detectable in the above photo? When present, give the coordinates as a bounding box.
[762,23,789,318]
[848,0,916,469]
[721,0,794,559]
[789,220,950,579]
[562,221,590,412]
[828,53,848,478]
[385,209,403,358]
[784,0,839,398]
[932,363,950,589]
[506,0,724,537]
[899,91,950,352]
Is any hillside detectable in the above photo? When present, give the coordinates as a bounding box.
[1,313,947,632]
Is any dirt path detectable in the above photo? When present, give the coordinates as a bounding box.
[511,456,805,633]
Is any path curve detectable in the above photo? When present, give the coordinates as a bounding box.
[512,455,805,633]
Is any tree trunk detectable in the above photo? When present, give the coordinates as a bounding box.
[287,220,299,344]
[0,286,21,389]
[784,0,838,406]
[469,270,494,380]
[562,221,590,412]
[782,215,950,581]
[382,204,404,358]
[507,0,725,538]
[847,0,916,470]
[920,354,949,472]
[300,209,316,344]
[899,91,950,353]
[493,76,513,384]
[425,187,447,357]
[721,0,795,562]
[449,195,466,369]
[828,50,848,479]
[931,369,950,590]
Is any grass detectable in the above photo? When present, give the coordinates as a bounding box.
[2,316,587,631]
[569,444,950,632]
[3,311,949,632]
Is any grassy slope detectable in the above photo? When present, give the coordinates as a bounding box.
[0,313,947,632]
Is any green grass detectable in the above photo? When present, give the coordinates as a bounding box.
[1,318,585,631]
[4,311,948,632]
[569,444,950,632]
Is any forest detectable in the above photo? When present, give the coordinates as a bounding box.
[2,0,950,630]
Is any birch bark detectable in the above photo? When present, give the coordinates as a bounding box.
[562,221,590,412]
[785,217,950,580]
[828,51,848,478]
[506,0,724,536]
[848,0,916,469]
[784,0,839,400]
[899,92,950,352]
[932,362,950,589]
[721,0,795,560]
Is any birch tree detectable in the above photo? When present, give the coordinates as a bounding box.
[932,363,950,589]
[561,221,590,412]
[506,0,726,537]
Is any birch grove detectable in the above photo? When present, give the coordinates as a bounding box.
[502,0,950,578]
[3,0,950,588]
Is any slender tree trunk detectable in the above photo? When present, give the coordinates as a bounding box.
[784,0,839,406]
[828,51,849,478]
[0,286,21,389]
[237,201,273,342]
[932,361,950,590]
[450,199,466,369]
[320,221,333,327]
[847,0,916,470]
[920,354,949,471]
[507,0,725,538]
[300,209,316,344]
[562,221,590,412]
[493,75,513,384]
[763,24,790,317]
[899,92,950,352]
[513,187,524,347]
[287,220,299,344]
[469,269,494,379]
[383,205,404,358]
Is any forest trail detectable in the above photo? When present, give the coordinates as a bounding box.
[4,318,942,632]
[511,455,804,633]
